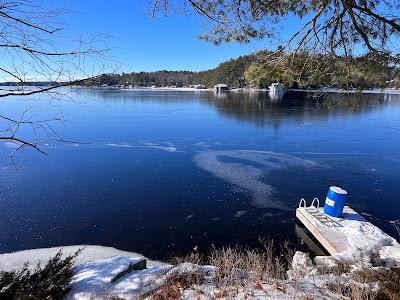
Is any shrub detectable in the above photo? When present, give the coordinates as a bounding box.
[0,249,80,300]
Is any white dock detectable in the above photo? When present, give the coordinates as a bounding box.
[296,205,400,260]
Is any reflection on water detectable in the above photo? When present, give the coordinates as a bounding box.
[0,88,399,259]
[269,89,285,102]
[204,91,397,127]
[79,88,399,128]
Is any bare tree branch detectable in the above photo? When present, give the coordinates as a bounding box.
[0,1,114,161]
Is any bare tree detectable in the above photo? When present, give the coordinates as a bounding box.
[0,1,113,160]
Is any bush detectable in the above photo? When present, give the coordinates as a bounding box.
[0,249,80,300]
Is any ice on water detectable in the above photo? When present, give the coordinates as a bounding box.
[194,150,317,210]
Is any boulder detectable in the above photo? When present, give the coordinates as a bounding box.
[288,251,314,279]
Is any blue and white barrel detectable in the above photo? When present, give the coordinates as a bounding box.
[323,186,347,218]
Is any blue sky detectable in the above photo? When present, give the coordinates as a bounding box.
[2,0,390,80]
[47,0,276,72]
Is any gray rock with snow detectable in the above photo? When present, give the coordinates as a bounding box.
[66,256,172,299]
[288,251,314,279]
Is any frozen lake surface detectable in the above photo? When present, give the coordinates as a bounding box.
[0,88,399,259]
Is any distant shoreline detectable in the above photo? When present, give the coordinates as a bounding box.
[1,84,399,96]
[72,85,400,95]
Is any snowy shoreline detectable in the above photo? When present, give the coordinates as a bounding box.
[1,237,399,299]
[0,245,165,273]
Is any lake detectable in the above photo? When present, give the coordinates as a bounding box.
[0,88,399,259]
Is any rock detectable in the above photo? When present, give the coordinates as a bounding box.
[202,265,217,283]
[288,251,313,279]
[67,256,151,299]
[379,245,400,267]
[111,258,147,282]
[314,255,341,268]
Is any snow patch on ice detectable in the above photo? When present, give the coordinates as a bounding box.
[261,212,279,219]
[292,151,369,155]
[234,210,247,218]
[148,145,177,152]
[185,214,195,221]
[194,150,318,209]
[104,141,177,152]
[106,143,136,148]
[194,141,211,148]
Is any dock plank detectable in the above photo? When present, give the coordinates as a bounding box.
[296,205,400,262]
[296,207,349,255]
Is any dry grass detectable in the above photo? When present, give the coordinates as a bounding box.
[316,259,351,276]
[150,271,203,300]
[148,238,296,298]
[151,284,181,300]
[208,238,294,288]
[259,237,294,281]
[170,252,204,266]
[321,258,400,300]
[325,275,377,300]
[164,243,399,300]
[356,267,400,300]
[214,289,228,298]
[153,241,399,300]
[208,246,250,287]
[320,259,375,300]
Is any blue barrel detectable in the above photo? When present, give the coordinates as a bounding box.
[323,186,347,217]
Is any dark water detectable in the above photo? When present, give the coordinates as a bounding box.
[0,89,399,259]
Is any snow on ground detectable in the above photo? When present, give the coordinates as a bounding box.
[0,245,335,299]
[379,245,400,265]
[180,281,343,300]
[66,256,338,300]
[339,216,400,262]
[66,256,172,299]
[0,245,165,272]
[319,206,400,265]
[1,241,398,299]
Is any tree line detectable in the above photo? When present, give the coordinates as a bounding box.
[84,51,398,90]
